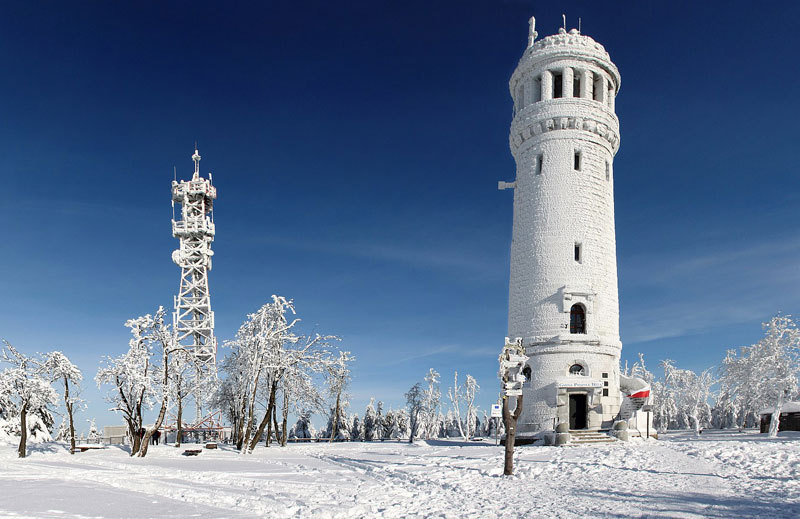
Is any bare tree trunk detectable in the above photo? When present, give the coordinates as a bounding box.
[64,376,76,455]
[249,380,277,452]
[241,372,262,452]
[176,397,183,447]
[235,395,248,450]
[126,419,141,457]
[271,401,280,445]
[140,350,170,458]
[281,390,289,447]
[330,392,341,443]
[503,394,523,476]
[18,404,28,458]
[140,395,168,457]
[768,392,785,438]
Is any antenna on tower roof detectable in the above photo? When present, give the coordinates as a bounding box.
[192,147,201,179]
[562,14,566,31]
[578,17,582,33]
[172,166,176,220]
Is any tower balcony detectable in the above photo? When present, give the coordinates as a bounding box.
[172,180,217,201]
[172,219,216,237]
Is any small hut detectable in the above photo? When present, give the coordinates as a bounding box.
[759,402,800,433]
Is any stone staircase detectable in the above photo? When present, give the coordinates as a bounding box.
[567,429,617,445]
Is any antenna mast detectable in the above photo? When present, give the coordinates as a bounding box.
[171,147,218,421]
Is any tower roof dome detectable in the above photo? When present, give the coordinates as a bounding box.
[513,26,621,93]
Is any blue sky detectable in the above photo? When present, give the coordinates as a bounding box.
[2,1,800,431]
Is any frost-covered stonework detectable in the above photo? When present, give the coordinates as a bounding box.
[503,20,627,435]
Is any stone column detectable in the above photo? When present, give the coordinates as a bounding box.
[608,84,616,111]
[596,74,607,104]
[581,69,593,99]
[563,67,574,98]
[541,70,553,100]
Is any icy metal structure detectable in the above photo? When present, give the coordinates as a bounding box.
[171,149,217,370]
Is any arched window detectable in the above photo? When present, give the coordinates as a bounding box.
[570,304,586,334]
[522,365,531,383]
[569,364,586,376]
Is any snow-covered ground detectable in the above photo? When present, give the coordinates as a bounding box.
[0,430,798,518]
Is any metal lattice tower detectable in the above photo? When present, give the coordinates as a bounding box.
[171,149,217,373]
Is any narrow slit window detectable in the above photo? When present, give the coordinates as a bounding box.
[602,388,609,397]
[517,84,525,110]
[536,153,543,175]
[534,76,542,102]
[574,150,581,171]
[605,161,610,181]
[553,72,563,98]
[573,74,581,98]
[574,242,582,263]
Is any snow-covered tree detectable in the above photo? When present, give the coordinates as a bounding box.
[719,316,800,436]
[288,410,315,439]
[374,401,385,440]
[168,348,198,448]
[87,418,99,443]
[326,350,354,443]
[324,403,350,441]
[660,360,715,435]
[0,342,58,458]
[221,296,335,452]
[406,383,425,443]
[279,363,326,446]
[362,399,377,441]
[42,351,82,454]
[464,375,480,439]
[210,365,247,447]
[447,371,479,440]
[381,408,397,440]
[54,417,69,442]
[447,371,466,439]
[421,369,440,440]
[394,408,409,439]
[96,306,176,457]
[350,414,361,441]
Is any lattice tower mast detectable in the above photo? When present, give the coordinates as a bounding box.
[171,149,217,375]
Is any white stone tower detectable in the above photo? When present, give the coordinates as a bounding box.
[500,18,623,436]
[172,148,217,418]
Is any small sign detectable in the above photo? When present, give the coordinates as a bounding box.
[504,389,522,396]
[641,405,654,412]
[558,380,603,388]
[504,381,522,390]
[491,404,502,418]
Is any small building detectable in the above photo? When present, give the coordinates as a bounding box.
[759,402,800,433]
[103,425,128,445]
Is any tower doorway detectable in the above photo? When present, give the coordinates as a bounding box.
[569,394,588,429]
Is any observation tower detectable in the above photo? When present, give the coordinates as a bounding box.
[500,18,627,438]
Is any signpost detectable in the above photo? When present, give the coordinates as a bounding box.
[642,404,653,439]
[491,404,502,445]
[498,337,528,475]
